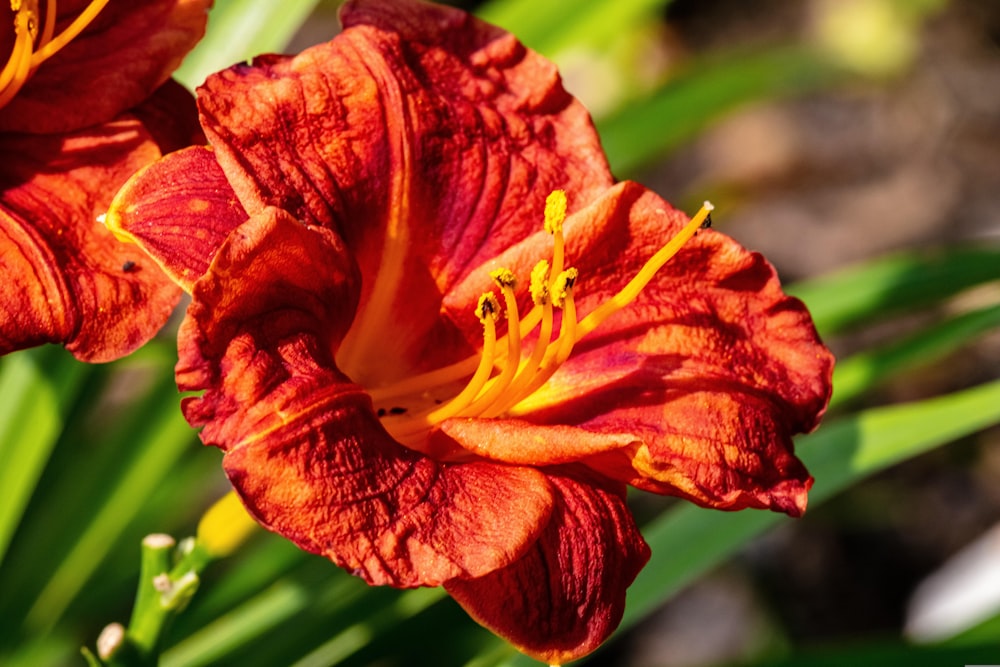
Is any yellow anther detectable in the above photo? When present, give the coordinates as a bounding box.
[489,267,517,289]
[545,190,568,279]
[24,11,38,40]
[543,189,567,235]
[477,292,500,323]
[529,260,550,305]
[550,268,578,308]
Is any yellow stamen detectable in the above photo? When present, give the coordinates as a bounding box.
[31,0,108,65]
[37,0,55,49]
[0,10,34,107]
[376,195,714,450]
[492,268,579,414]
[368,190,566,404]
[411,293,499,426]
[491,260,555,410]
[458,269,522,414]
[544,189,567,279]
[1,0,110,109]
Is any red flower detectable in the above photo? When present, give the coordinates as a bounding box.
[107,0,834,662]
[0,0,211,361]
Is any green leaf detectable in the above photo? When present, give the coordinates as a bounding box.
[787,246,1000,335]
[174,0,325,90]
[161,565,445,667]
[0,348,199,643]
[476,0,672,55]
[597,47,843,175]
[830,302,1000,409]
[0,347,90,567]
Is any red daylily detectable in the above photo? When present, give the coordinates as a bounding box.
[0,0,211,361]
[107,0,834,662]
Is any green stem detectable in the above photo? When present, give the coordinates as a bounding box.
[93,535,213,667]
[86,491,256,666]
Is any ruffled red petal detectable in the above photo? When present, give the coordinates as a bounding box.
[180,207,554,586]
[446,467,649,664]
[192,0,613,384]
[127,79,207,153]
[435,182,832,515]
[107,146,247,292]
[0,120,181,361]
[0,0,213,133]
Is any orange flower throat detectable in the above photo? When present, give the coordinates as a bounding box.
[0,0,109,108]
[373,192,715,448]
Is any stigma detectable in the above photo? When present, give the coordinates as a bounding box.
[375,191,714,447]
[1,0,110,109]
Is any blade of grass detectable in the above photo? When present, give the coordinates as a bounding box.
[0,347,89,567]
[597,47,843,175]
[475,0,596,53]
[22,373,197,633]
[161,580,313,667]
[787,246,1000,335]
[477,0,671,55]
[830,302,1000,409]
[174,0,325,89]
[162,564,443,667]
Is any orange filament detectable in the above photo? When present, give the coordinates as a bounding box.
[377,197,715,447]
[1,0,110,109]
[388,293,500,439]
[480,259,555,418]
[458,269,522,415]
[493,267,579,414]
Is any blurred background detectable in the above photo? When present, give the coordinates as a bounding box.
[2,0,999,665]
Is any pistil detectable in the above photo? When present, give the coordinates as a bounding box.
[1,0,110,109]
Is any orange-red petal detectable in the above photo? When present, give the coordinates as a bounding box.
[446,467,649,664]
[192,0,614,384]
[436,182,832,516]
[127,79,207,153]
[0,120,181,361]
[107,146,247,292]
[0,0,213,133]
[180,207,554,586]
